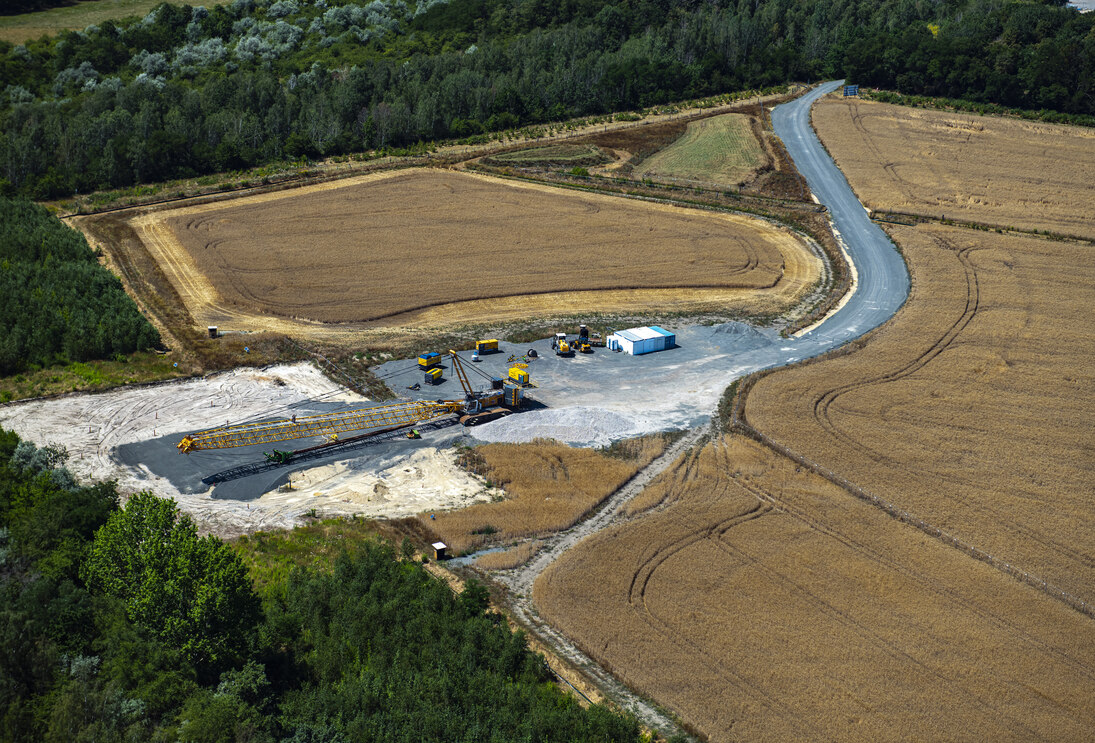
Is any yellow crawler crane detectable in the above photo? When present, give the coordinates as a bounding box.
[176,399,464,454]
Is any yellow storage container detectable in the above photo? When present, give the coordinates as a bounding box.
[509,367,529,385]
[426,368,442,383]
[418,352,441,369]
[476,339,499,353]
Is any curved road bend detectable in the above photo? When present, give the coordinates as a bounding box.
[771,79,909,355]
[497,81,912,734]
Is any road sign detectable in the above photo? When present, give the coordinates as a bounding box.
[843,85,859,97]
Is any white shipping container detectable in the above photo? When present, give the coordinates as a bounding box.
[607,326,674,355]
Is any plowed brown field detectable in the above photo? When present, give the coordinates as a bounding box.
[143,169,818,331]
[747,224,1095,601]
[535,435,1095,742]
[813,99,1095,238]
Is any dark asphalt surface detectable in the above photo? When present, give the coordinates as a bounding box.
[770,79,910,354]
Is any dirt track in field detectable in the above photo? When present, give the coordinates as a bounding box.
[814,98,1095,238]
[136,169,819,334]
[535,435,1095,742]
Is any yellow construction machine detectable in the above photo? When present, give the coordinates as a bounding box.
[177,351,527,455]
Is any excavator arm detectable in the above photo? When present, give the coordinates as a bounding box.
[177,399,463,453]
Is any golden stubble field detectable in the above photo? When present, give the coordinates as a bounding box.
[535,435,1095,742]
[424,436,669,555]
[747,223,1095,601]
[139,169,820,332]
[813,98,1095,238]
[532,104,1095,740]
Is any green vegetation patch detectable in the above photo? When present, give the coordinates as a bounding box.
[0,0,229,44]
[0,428,644,741]
[0,198,160,377]
[232,516,386,594]
[633,112,766,187]
[487,143,611,166]
[0,351,183,402]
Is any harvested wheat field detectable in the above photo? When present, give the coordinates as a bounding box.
[423,436,668,555]
[633,113,768,187]
[138,169,815,330]
[535,435,1095,742]
[813,98,1095,238]
[746,223,1095,601]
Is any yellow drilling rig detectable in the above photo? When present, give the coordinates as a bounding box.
[176,351,526,456]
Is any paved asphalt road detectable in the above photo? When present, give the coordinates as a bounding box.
[770,79,909,357]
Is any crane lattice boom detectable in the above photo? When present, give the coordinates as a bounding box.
[177,399,464,454]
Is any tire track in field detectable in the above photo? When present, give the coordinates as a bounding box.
[622,502,822,738]
[708,528,1050,741]
[805,235,1095,576]
[615,441,818,737]
[625,454,1084,740]
[497,428,707,739]
[810,236,980,464]
[728,462,1095,693]
[847,101,919,203]
[618,444,811,735]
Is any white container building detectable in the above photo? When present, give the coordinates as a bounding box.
[606,326,676,355]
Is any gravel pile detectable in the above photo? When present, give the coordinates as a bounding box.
[710,321,775,352]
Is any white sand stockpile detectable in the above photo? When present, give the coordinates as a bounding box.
[271,447,500,519]
[0,364,495,536]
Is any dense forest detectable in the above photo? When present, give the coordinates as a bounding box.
[1,0,1091,199]
[0,197,160,374]
[1,0,78,14]
[0,428,645,742]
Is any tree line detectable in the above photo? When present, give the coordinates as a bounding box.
[1,0,1090,200]
[0,198,160,375]
[0,429,646,742]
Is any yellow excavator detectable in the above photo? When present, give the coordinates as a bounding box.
[176,351,526,455]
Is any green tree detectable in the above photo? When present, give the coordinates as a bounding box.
[81,493,260,677]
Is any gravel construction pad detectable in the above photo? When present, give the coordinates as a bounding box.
[378,321,799,446]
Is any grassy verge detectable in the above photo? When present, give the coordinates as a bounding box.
[0,0,230,44]
[864,89,1095,129]
[0,351,184,403]
[231,515,438,595]
[632,113,767,187]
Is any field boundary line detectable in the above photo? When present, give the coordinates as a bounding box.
[485,427,709,739]
[728,371,1095,621]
